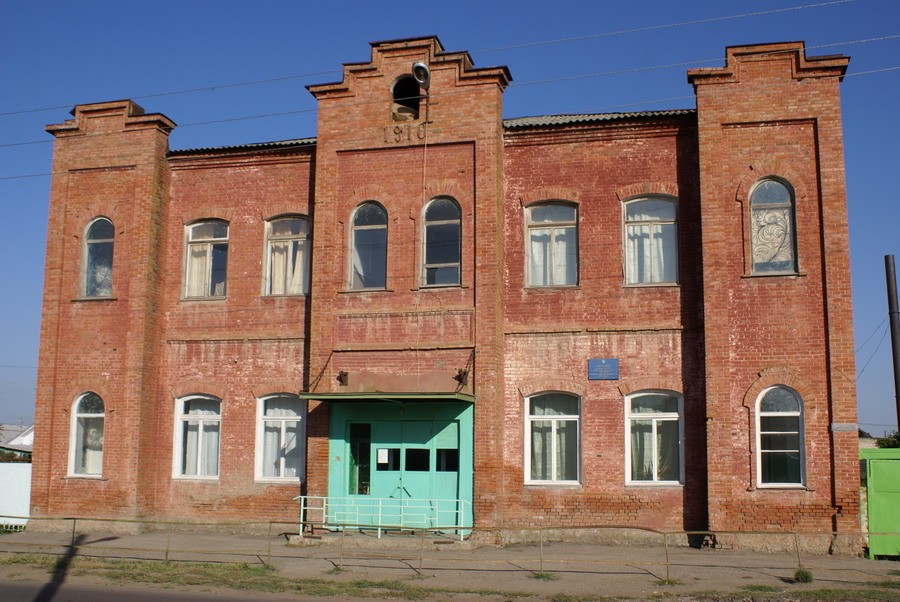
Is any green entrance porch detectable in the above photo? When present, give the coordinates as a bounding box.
[311,394,474,533]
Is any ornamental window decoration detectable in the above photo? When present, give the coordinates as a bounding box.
[83,218,114,297]
[750,179,797,274]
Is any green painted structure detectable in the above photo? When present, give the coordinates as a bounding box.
[860,448,900,557]
[325,397,474,530]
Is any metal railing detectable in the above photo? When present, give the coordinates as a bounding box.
[294,495,471,540]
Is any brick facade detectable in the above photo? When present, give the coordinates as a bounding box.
[31,37,858,540]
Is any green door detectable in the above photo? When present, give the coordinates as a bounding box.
[370,421,434,500]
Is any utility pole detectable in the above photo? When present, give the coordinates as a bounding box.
[886,255,900,431]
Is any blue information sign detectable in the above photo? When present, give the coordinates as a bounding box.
[588,358,619,380]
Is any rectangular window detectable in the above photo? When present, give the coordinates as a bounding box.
[265,217,311,295]
[526,393,580,484]
[256,396,306,481]
[175,397,221,478]
[626,392,682,484]
[184,221,229,298]
[624,198,678,285]
[527,204,578,287]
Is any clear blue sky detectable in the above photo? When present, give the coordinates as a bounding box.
[1,1,898,434]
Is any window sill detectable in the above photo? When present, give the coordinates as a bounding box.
[750,484,810,491]
[524,482,582,489]
[63,475,106,481]
[523,285,580,291]
[625,481,684,488]
[72,296,118,302]
[180,296,227,302]
[411,284,469,291]
[622,282,680,289]
[254,478,303,485]
[742,271,807,279]
[171,475,220,481]
[261,293,308,299]
[339,288,395,294]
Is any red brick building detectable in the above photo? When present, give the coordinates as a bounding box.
[31,37,859,542]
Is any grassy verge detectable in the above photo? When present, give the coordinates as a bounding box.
[1,553,898,601]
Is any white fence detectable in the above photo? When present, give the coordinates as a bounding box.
[0,463,31,528]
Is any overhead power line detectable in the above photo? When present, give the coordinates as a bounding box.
[473,0,857,54]
[0,0,862,119]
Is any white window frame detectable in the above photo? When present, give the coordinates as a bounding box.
[348,201,388,290]
[68,392,105,478]
[525,202,579,287]
[173,395,221,480]
[82,217,114,298]
[255,394,307,482]
[755,386,806,488]
[623,197,678,285]
[183,220,229,299]
[624,390,684,485]
[264,216,311,296]
[421,197,462,287]
[524,392,581,485]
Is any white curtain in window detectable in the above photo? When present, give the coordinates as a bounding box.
[182,399,220,476]
[553,227,576,285]
[529,229,550,286]
[556,419,577,480]
[269,241,288,295]
[630,419,653,480]
[626,225,651,284]
[530,420,551,480]
[262,398,302,478]
[186,245,208,297]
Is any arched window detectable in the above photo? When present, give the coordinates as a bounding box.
[83,218,114,297]
[526,203,578,286]
[750,179,797,274]
[756,386,805,486]
[174,396,221,478]
[349,202,387,290]
[525,392,580,484]
[625,391,683,484]
[423,197,461,286]
[624,197,678,284]
[256,394,306,481]
[265,216,311,295]
[184,220,229,298]
[392,75,422,121]
[69,393,104,476]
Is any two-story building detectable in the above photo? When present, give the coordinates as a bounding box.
[31,37,859,546]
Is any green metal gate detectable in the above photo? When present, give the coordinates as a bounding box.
[860,448,900,557]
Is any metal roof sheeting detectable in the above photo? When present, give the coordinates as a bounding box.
[168,110,696,155]
[503,109,695,129]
